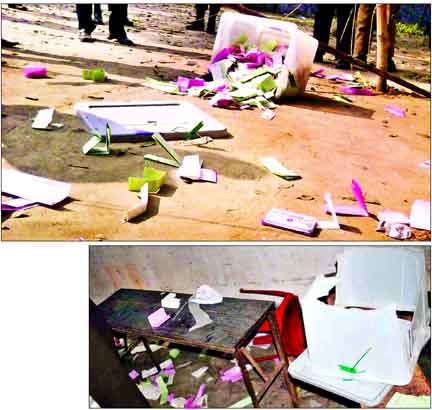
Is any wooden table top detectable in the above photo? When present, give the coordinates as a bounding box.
[97,288,274,353]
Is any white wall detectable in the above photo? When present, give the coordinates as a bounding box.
[89,245,429,304]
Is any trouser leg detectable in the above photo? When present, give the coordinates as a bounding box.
[108,4,127,39]
[336,5,355,55]
[76,4,95,33]
[207,4,221,34]
[354,4,375,60]
[313,5,336,59]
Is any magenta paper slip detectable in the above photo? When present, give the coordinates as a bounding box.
[2,169,71,206]
[262,208,317,235]
[148,307,170,328]
[325,179,369,216]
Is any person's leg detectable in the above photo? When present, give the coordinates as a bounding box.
[387,4,401,72]
[94,4,103,25]
[124,4,134,26]
[335,4,355,68]
[313,5,336,62]
[186,4,206,31]
[206,4,221,34]
[2,38,20,48]
[353,4,375,61]
[108,4,133,45]
[76,4,96,42]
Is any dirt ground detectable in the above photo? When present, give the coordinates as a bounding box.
[1,4,430,241]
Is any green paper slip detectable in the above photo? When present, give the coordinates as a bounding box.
[143,154,180,168]
[228,396,253,408]
[169,348,180,359]
[260,157,301,181]
[151,133,182,165]
[186,121,204,140]
[260,39,278,53]
[156,375,169,405]
[128,177,146,192]
[240,66,274,84]
[142,77,181,94]
[82,124,111,155]
[128,172,165,195]
[258,75,277,93]
[233,33,248,46]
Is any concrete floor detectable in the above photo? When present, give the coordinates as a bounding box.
[113,336,431,408]
[1,4,430,240]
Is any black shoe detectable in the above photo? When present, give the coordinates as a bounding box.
[335,60,350,70]
[116,37,134,46]
[186,22,205,31]
[107,33,116,40]
[94,18,104,25]
[206,26,216,35]
[2,38,19,48]
[124,19,134,27]
[314,54,324,63]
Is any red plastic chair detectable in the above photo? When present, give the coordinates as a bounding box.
[240,289,306,361]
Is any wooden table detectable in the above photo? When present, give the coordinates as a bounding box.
[98,288,298,408]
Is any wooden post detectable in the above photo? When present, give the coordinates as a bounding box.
[376,4,390,92]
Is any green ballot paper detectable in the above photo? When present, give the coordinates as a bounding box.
[82,124,111,155]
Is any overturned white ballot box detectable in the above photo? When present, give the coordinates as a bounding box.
[289,247,430,406]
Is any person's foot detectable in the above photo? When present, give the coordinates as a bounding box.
[314,54,324,63]
[94,18,104,25]
[2,38,19,48]
[79,30,95,43]
[124,19,134,27]
[186,21,205,31]
[115,37,134,46]
[387,58,397,73]
[335,59,350,70]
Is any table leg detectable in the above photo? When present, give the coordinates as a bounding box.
[235,349,259,408]
[140,336,161,372]
[267,309,298,407]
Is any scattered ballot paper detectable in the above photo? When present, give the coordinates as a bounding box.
[262,208,317,235]
[142,367,159,379]
[386,393,431,408]
[2,169,71,206]
[178,155,202,180]
[1,197,38,212]
[138,381,161,401]
[82,124,111,155]
[32,108,54,129]
[162,293,181,309]
[190,285,223,304]
[317,192,340,229]
[191,366,208,379]
[146,133,183,167]
[148,307,170,328]
[325,179,369,216]
[260,157,301,180]
[121,183,149,223]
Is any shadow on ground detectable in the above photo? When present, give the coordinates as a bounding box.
[1,104,267,184]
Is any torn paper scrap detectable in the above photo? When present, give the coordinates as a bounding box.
[138,381,161,401]
[191,285,223,304]
[160,359,174,370]
[228,396,253,408]
[325,179,369,216]
[385,104,406,118]
[152,133,182,166]
[192,366,208,379]
[121,183,148,223]
[262,208,317,235]
[162,293,181,309]
[1,197,38,212]
[386,393,431,408]
[148,307,170,328]
[144,154,180,168]
[2,169,71,206]
[169,348,181,359]
[188,302,213,332]
[157,375,169,405]
[385,223,412,240]
[410,200,431,231]
[24,65,48,78]
[128,369,140,381]
[185,384,207,409]
[142,367,159,379]
[180,136,213,146]
[317,192,340,229]
[170,397,187,408]
[261,109,275,120]
[419,160,431,169]
[32,108,54,129]
[260,157,301,180]
[377,209,410,226]
[199,169,217,183]
[83,124,112,155]
[221,365,252,383]
[178,155,202,180]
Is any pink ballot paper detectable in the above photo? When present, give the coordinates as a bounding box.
[2,169,71,206]
[148,307,170,328]
[325,179,369,216]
